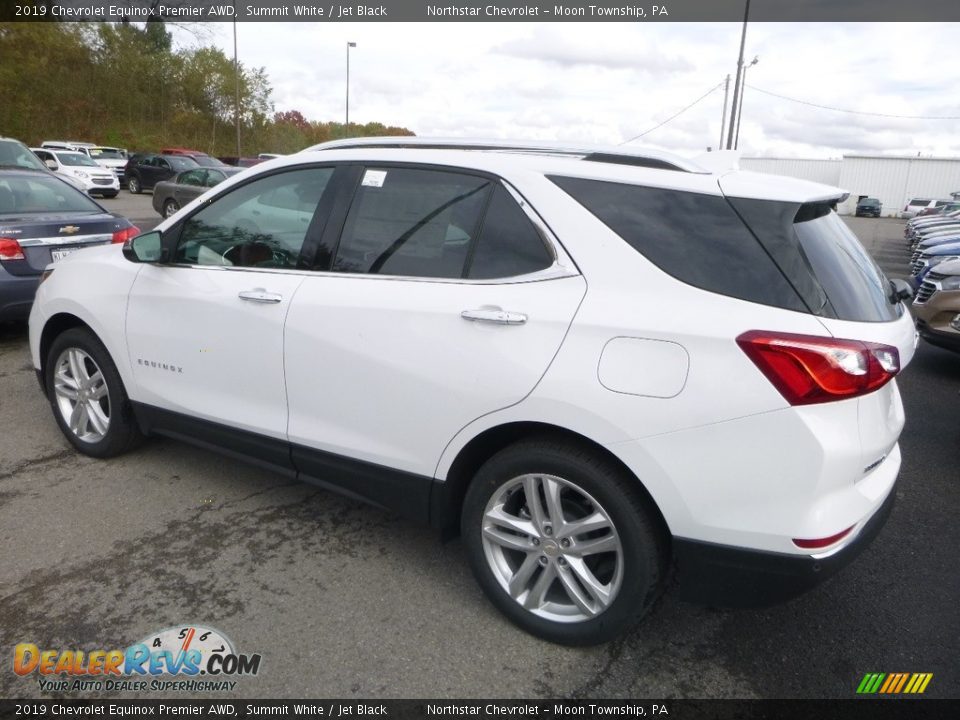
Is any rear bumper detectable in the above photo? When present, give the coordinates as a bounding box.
[0,266,40,322]
[673,482,896,607]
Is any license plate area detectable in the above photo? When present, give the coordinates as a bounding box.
[51,242,106,262]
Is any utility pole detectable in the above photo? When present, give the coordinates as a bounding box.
[346,41,356,137]
[726,0,751,150]
[233,3,241,158]
[734,57,758,150]
[719,74,731,149]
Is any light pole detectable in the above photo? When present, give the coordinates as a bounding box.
[726,0,751,150]
[734,56,758,150]
[233,2,241,158]
[719,74,731,149]
[345,41,357,137]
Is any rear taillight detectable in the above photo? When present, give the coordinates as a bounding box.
[112,225,140,244]
[793,525,855,550]
[0,237,25,261]
[736,330,900,406]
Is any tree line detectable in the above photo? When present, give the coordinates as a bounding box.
[0,21,414,156]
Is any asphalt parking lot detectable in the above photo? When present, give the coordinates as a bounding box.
[0,211,957,699]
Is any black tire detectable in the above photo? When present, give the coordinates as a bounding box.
[127,175,141,194]
[461,437,667,646]
[163,199,180,218]
[45,327,144,459]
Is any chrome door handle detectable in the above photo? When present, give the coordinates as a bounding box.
[238,288,282,304]
[461,308,527,325]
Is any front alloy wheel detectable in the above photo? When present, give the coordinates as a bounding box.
[53,347,111,443]
[45,327,143,458]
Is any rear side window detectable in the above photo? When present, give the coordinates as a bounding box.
[466,185,553,279]
[910,199,931,206]
[549,176,808,312]
[333,168,492,278]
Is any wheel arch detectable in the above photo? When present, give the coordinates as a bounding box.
[430,421,671,543]
[38,313,95,393]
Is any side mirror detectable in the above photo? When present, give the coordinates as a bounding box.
[890,278,913,303]
[44,159,58,170]
[122,230,165,264]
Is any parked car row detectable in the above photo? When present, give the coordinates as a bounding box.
[900,197,958,219]
[905,206,960,353]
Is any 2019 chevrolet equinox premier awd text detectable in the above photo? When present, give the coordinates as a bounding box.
[28,139,916,645]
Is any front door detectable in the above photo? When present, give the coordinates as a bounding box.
[125,165,339,454]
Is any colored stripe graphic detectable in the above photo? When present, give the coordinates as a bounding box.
[857,672,932,694]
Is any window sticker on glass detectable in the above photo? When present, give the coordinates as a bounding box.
[362,170,387,188]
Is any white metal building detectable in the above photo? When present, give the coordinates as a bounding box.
[740,155,960,216]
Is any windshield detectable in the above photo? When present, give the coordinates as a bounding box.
[89,147,125,160]
[57,153,99,167]
[0,140,48,171]
[0,173,103,214]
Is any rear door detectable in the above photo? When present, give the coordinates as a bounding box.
[284,165,586,492]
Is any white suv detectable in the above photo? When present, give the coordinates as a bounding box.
[31,148,120,198]
[28,139,915,645]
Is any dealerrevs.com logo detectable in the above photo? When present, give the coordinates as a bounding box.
[14,625,262,693]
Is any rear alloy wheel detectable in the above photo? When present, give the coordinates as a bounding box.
[163,199,180,218]
[462,439,666,645]
[127,176,141,194]
[46,328,143,458]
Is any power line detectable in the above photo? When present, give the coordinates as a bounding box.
[747,85,960,120]
[621,81,725,145]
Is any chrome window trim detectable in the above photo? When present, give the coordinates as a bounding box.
[163,262,579,285]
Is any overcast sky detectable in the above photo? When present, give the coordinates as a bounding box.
[175,22,960,159]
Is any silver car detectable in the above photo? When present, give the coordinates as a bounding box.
[152,167,244,218]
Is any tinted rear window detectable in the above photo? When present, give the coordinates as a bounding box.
[909,199,931,206]
[552,175,901,323]
[727,199,901,322]
[549,176,808,312]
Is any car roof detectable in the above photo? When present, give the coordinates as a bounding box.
[294,137,847,204]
